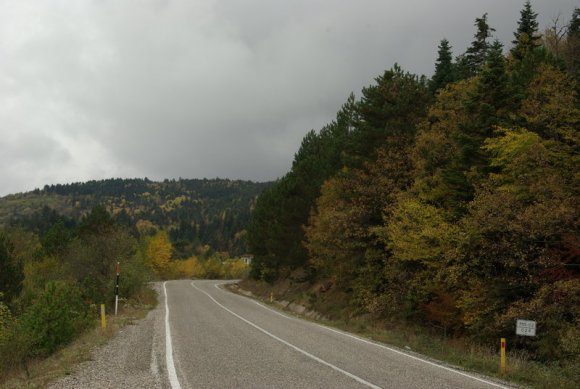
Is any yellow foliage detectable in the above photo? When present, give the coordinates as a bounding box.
[143,231,173,278]
[136,219,159,235]
[170,256,248,279]
[171,256,204,279]
[161,196,188,212]
[227,259,249,279]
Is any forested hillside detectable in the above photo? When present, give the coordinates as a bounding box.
[248,1,579,366]
[0,178,270,256]
[0,178,267,376]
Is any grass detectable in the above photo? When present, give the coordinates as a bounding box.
[0,287,157,389]
[235,279,579,389]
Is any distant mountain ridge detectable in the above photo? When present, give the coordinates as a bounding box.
[0,177,271,256]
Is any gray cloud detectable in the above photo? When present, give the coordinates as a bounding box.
[0,0,576,195]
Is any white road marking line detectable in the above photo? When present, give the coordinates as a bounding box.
[192,281,381,389]
[163,281,182,389]
[251,297,510,389]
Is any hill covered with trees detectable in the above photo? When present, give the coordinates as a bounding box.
[0,178,268,378]
[1,178,270,257]
[247,0,579,370]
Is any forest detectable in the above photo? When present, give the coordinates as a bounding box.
[0,1,578,384]
[247,1,579,367]
[0,177,269,257]
[0,178,264,376]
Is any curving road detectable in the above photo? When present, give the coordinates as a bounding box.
[161,280,512,389]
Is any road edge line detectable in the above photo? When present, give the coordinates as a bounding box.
[163,281,182,389]
[192,281,381,389]
[251,296,510,389]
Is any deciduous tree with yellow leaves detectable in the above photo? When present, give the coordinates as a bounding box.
[143,231,173,279]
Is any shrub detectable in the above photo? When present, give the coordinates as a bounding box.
[107,252,152,301]
[0,294,12,346]
[18,281,91,356]
[0,296,17,373]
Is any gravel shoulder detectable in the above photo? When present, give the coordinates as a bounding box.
[48,284,166,389]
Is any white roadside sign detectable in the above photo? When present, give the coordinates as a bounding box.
[516,319,536,336]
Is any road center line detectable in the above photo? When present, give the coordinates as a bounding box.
[191,281,381,389]
[251,297,509,389]
[163,281,182,389]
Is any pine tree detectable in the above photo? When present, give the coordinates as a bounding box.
[570,8,580,34]
[475,40,510,133]
[248,94,360,280]
[430,39,456,94]
[352,64,430,162]
[564,8,580,86]
[457,13,495,78]
[511,0,541,60]
[0,232,23,304]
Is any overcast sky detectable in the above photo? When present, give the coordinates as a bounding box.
[0,0,577,196]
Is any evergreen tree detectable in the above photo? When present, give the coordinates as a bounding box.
[0,232,23,304]
[570,8,580,34]
[247,94,358,280]
[564,8,580,87]
[457,13,495,78]
[473,40,511,134]
[511,0,541,60]
[40,220,74,258]
[77,205,116,237]
[430,39,456,94]
[352,64,430,163]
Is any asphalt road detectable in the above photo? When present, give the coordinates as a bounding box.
[161,279,511,389]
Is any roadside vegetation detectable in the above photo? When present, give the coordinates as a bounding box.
[246,2,579,387]
[0,288,156,389]
[0,204,248,386]
[239,278,577,388]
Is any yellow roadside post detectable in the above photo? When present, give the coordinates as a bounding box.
[270,291,273,303]
[500,338,506,374]
[101,304,107,332]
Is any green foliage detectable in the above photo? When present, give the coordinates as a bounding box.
[17,256,71,310]
[412,78,480,215]
[474,40,511,131]
[0,294,12,345]
[1,178,270,257]
[430,39,456,94]
[563,8,580,88]
[78,204,116,237]
[0,206,155,375]
[249,65,430,281]
[17,281,91,357]
[494,279,580,361]
[0,231,23,304]
[511,1,541,61]
[249,2,580,370]
[65,224,137,304]
[115,252,152,298]
[248,94,358,280]
[457,13,495,79]
[351,64,430,163]
[39,220,74,258]
[519,63,580,144]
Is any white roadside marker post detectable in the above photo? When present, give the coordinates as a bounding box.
[115,261,120,316]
